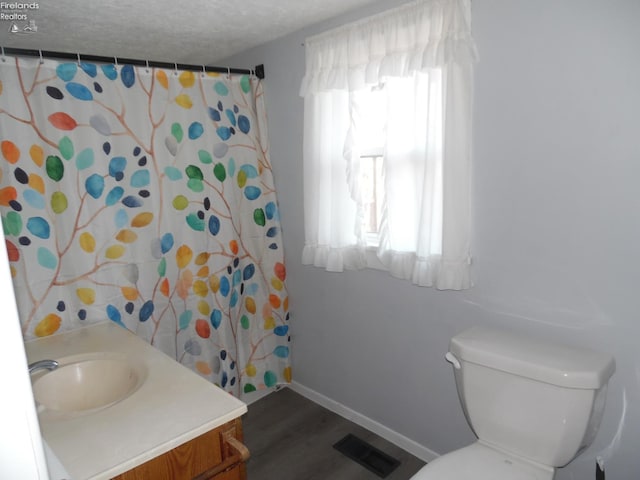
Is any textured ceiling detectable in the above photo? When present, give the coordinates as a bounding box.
[0,0,380,65]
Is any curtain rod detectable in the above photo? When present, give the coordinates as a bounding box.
[0,47,265,79]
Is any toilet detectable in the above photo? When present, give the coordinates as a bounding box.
[411,326,616,480]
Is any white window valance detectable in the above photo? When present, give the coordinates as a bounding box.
[300,0,478,95]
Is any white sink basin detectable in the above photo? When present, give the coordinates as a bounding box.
[32,353,146,414]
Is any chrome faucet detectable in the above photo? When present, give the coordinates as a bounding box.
[28,359,59,374]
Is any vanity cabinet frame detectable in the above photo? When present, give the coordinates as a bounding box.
[111,417,248,480]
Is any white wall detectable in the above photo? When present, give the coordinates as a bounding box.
[224,0,640,478]
[0,234,50,479]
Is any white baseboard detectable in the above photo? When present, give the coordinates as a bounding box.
[289,380,440,463]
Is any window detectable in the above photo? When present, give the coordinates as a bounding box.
[354,85,386,245]
[359,153,384,241]
[300,0,477,290]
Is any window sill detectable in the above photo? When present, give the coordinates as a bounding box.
[363,247,387,271]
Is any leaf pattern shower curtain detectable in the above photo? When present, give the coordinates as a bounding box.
[0,57,291,397]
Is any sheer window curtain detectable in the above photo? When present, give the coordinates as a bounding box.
[299,0,478,289]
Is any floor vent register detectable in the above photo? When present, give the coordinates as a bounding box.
[333,433,401,478]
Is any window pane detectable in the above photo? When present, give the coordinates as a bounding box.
[352,88,385,155]
[360,155,384,236]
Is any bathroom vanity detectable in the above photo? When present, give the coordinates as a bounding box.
[25,321,248,480]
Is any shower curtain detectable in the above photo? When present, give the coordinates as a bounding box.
[0,56,291,397]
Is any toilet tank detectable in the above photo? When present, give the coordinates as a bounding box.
[449,327,615,467]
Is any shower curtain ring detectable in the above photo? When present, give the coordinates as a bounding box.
[114,56,118,67]
[1,46,5,62]
[145,59,150,73]
[227,67,231,80]
[38,49,44,64]
[77,53,81,66]
[201,64,206,78]
[174,62,178,76]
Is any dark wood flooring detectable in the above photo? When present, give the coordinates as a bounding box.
[242,388,426,479]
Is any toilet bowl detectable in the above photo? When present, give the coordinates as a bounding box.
[411,327,615,480]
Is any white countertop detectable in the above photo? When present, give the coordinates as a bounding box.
[25,321,247,480]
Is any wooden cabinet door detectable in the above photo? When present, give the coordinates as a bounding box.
[207,463,243,480]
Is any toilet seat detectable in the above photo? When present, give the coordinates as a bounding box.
[410,442,554,480]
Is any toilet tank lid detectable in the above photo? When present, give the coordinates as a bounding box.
[450,327,616,389]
